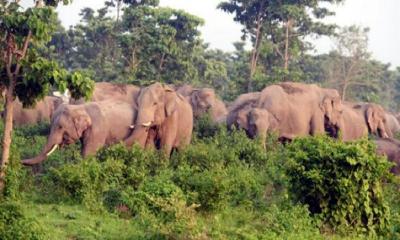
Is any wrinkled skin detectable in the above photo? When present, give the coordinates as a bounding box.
[22,101,137,165]
[71,82,140,104]
[124,83,193,156]
[385,112,400,136]
[346,102,391,138]
[226,92,260,130]
[256,82,344,140]
[176,85,227,123]
[375,138,400,175]
[4,96,63,127]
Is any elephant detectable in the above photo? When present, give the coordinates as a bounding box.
[385,112,400,136]
[175,85,227,123]
[124,83,193,156]
[375,138,400,175]
[227,92,260,112]
[226,92,260,130]
[70,82,140,104]
[22,100,137,165]
[339,103,369,141]
[247,108,278,147]
[255,82,344,140]
[6,96,63,127]
[345,102,392,138]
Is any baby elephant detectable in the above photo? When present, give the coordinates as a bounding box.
[22,100,137,165]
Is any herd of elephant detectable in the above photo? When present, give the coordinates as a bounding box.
[8,81,400,174]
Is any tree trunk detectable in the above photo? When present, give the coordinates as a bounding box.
[283,19,292,73]
[249,14,263,92]
[0,31,31,194]
[0,84,15,193]
[116,0,121,23]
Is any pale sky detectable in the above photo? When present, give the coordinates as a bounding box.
[25,0,400,67]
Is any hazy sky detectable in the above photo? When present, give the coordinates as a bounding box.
[50,0,400,67]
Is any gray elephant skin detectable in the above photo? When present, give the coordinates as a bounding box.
[176,84,227,123]
[255,82,344,140]
[340,102,391,141]
[124,83,193,156]
[2,96,63,127]
[375,138,400,175]
[22,100,137,165]
[71,82,140,104]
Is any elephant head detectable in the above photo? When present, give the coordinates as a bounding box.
[247,108,278,139]
[22,105,92,165]
[126,83,178,147]
[319,95,345,138]
[190,88,216,117]
[365,104,391,138]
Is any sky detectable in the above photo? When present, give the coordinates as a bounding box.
[32,0,400,68]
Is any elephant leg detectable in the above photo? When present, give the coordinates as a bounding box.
[310,114,324,136]
[81,132,106,158]
[159,117,178,156]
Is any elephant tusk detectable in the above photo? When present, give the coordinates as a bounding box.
[142,122,152,127]
[130,125,135,129]
[46,144,58,156]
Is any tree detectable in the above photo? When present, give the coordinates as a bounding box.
[325,26,380,101]
[0,0,94,194]
[218,0,343,89]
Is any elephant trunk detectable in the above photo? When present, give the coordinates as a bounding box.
[22,130,62,166]
[124,125,149,148]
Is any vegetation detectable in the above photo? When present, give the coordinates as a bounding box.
[0,120,398,239]
[0,0,94,194]
[1,0,400,239]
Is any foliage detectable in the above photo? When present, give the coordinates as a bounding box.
[286,135,392,235]
[218,0,343,91]
[0,201,48,240]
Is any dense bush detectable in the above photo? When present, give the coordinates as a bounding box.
[192,113,223,139]
[0,201,48,240]
[44,144,164,210]
[3,121,400,239]
[286,136,392,235]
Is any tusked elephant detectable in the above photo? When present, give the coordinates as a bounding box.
[375,138,400,175]
[4,96,63,127]
[70,82,140,104]
[22,100,137,165]
[255,82,344,140]
[124,83,193,156]
[176,85,227,123]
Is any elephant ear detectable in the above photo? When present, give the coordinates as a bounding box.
[73,113,92,137]
[366,106,378,132]
[190,90,200,107]
[164,89,177,117]
[268,112,279,130]
[319,97,333,117]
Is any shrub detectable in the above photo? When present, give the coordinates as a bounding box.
[286,136,391,235]
[43,144,165,211]
[173,164,229,211]
[121,171,204,239]
[193,113,222,139]
[0,201,48,240]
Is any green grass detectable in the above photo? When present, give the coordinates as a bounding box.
[24,202,142,240]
